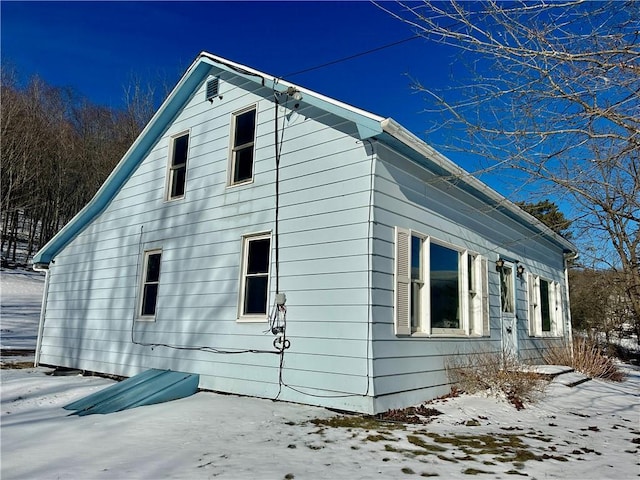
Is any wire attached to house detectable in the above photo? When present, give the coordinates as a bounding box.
[126,83,298,361]
[273,81,288,295]
[130,225,278,356]
[272,83,291,400]
[273,139,377,401]
[128,57,388,397]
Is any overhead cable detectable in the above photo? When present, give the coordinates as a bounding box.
[283,35,422,78]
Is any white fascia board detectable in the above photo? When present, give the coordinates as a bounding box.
[32,51,384,266]
[198,52,384,139]
[380,118,577,254]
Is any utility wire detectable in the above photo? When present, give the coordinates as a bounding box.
[282,35,422,78]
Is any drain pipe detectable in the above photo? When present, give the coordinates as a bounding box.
[32,262,50,366]
[563,251,579,356]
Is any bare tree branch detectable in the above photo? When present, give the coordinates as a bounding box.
[377,0,640,329]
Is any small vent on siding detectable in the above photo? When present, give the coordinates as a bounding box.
[206,77,221,103]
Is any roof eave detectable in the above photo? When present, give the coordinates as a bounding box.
[32,52,386,266]
[379,118,578,255]
[198,53,384,138]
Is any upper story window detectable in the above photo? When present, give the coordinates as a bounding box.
[229,106,257,186]
[395,227,489,337]
[167,132,189,200]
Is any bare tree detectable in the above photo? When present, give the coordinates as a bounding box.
[570,268,638,348]
[377,0,639,329]
[1,67,157,264]
[120,74,160,142]
[0,74,64,262]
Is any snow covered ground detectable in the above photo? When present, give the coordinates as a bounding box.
[0,269,44,351]
[1,270,639,479]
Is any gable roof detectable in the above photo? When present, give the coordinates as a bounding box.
[32,52,576,266]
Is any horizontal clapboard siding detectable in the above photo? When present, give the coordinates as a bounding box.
[39,72,374,411]
[369,143,567,405]
[39,63,571,414]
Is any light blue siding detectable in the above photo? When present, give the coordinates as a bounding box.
[38,72,376,413]
[37,54,574,414]
[368,142,570,412]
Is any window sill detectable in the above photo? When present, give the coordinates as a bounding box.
[409,331,472,338]
[227,179,254,188]
[237,315,268,323]
[136,317,157,323]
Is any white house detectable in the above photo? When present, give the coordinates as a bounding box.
[33,52,577,414]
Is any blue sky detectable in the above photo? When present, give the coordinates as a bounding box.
[2,2,456,136]
[1,1,512,196]
[2,1,586,205]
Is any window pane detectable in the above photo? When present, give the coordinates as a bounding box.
[234,109,256,147]
[500,267,514,313]
[411,282,421,330]
[173,134,189,166]
[146,253,161,282]
[410,236,422,330]
[411,236,421,280]
[142,284,158,316]
[233,147,254,183]
[247,238,270,274]
[540,279,551,331]
[430,243,460,329]
[171,166,186,198]
[244,276,268,314]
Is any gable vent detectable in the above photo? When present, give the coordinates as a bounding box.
[206,77,220,103]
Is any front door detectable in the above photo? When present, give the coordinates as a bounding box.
[499,261,518,360]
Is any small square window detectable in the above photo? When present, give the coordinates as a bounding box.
[229,107,257,185]
[139,250,162,319]
[167,133,189,200]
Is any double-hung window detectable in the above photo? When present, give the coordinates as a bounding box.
[395,227,488,336]
[239,233,271,320]
[166,132,189,200]
[139,250,162,319]
[229,106,257,185]
[528,274,563,336]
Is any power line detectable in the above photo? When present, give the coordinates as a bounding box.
[282,35,422,78]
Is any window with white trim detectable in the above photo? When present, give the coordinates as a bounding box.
[139,250,162,319]
[528,274,564,336]
[166,132,189,200]
[229,106,257,185]
[395,227,489,336]
[239,233,271,320]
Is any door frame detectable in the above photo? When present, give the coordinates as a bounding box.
[499,260,518,360]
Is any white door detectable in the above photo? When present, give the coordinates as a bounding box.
[499,262,518,360]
